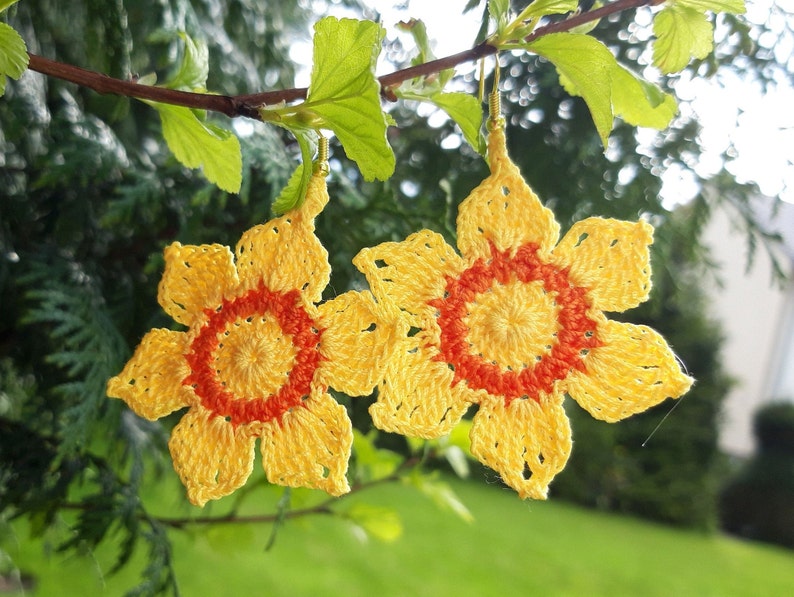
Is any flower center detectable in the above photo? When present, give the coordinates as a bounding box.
[184,285,323,426]
[465,279,561,370]
[214,315,299,399]
[431,242,600,406]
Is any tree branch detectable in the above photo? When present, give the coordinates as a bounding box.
[25,0,653,120]
[155,501,332,529]
[25,54,281,119]
[154,457,421,529]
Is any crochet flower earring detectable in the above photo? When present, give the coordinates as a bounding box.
[354,93,693,499]
[107,140,400,506]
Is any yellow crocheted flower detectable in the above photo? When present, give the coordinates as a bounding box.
[354,125,693,500]
[107,172,398,506]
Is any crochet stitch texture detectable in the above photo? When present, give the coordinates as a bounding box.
[354,124,694,499]
[107,172,399,506]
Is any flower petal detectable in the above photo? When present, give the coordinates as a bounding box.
[106,329,193,420]
[457,127,560,261]
[169,408,256,506]
[260,391,352,496]
[317,290,405,396]
[566,320,694,422]
[158,243,238,327]
[235,174,330,303]
[469,393,571,500]
[552,218,653,312]
[353,229,466,327]
[370,335,472,439]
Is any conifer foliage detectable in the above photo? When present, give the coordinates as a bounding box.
[1,0,788,593]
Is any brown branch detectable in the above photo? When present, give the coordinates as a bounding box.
[25,54,290,119]
[154,457,421,529]
[25,0,653,120]
[525,0,655,42]
[155,502,333,529]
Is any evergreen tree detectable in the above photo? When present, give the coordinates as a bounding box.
[1,0,790,593]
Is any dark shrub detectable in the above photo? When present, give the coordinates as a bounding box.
[720,402,794,549]
[754,402,794,455]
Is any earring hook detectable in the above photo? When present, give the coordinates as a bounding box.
[488,57,505,131]
[314,133,330,176]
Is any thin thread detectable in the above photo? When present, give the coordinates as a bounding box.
[642,395,685,447]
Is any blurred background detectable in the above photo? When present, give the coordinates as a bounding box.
[1,0,793,595]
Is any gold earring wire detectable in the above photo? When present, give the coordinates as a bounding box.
[314,133,330,176]
[488,57,505,131]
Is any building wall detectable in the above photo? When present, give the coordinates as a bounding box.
[764,281,794,401]
[702,201,794,456]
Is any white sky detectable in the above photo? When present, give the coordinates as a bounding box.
[294,0,794,206]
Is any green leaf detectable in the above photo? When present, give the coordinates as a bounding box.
[530,33,678,144]
[167,32,209,91]
[404,421,476,478]
[343,503,403,543]
[264,487,292,551]
[136,72,158,86]
[271,130,316,214]
[653,5,714,74]
[611,65,677,129]
[396,19,454,89]
[1,0,21,13]
[136,31,240,193]
[446,419,474,455]
[489,0,510,26]
[398,89,484,154]
[394,22,481,141]
[438,420,475,478]
[494,0,578,45]
[397,18,434,66]
[0,22,29,97]
[260,17,394,202]
[351,429,403,482]
[405,435,426,454]
[528,33,614,146]
[306,17,394,181]
[519,0,578,19]
[442,445,470,478]
[410,471,474,523]
[428,92,484,154]
[147,102,242,193]
[568,0,605,35]
[675,0,745,14]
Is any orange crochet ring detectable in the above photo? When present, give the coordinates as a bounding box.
[184,284,324,426]
[432,241,602,406]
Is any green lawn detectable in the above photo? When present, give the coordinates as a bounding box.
[4,476,794,597]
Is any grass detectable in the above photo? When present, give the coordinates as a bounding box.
[4,475,794,597]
